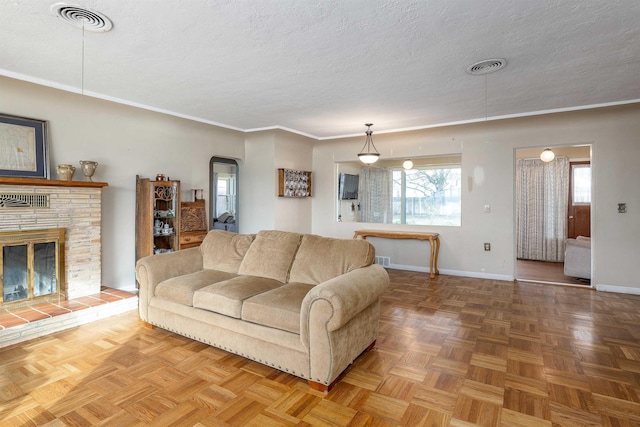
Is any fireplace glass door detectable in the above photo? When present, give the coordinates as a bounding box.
[3,244,28,302]
[0,228,64,307]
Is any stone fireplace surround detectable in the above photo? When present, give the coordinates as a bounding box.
[0,177,108,304]
[0,177,140,348]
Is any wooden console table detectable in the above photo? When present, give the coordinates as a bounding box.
[353,229,440,279]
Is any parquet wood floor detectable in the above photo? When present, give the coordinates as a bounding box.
[516,259,589,287]
[2,269,640,426]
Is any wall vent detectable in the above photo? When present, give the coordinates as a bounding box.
[375,256,391,267]
[0,193,50,209]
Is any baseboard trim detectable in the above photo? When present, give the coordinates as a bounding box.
[595,284,640,295]
[388,263,514,282]
[387,263,638,294]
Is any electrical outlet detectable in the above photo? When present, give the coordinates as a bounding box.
[484,204,491,213]
[484,243,491,251]
[618,203,627,213]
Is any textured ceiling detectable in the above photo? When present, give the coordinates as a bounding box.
[1,0,639,139]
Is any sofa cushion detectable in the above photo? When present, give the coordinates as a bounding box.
[241,282,315,334]
[155,269,238,306]
[200,230,255,273]
[288,234,375,284]
[193,275,284,318]
[237,230,302,283]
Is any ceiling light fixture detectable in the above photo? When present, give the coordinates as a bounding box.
[403,159,413,170]
[357,124,380,164]
[540,148,555,162]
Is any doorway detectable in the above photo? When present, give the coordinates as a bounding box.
[568,161,591,239]
[210,157,238,233]
[514,145,592,286]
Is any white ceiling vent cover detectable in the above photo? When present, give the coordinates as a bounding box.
[50,3,113,32]
[466,59,507,75]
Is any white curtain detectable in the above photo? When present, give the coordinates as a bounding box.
[516,156,570,261]
[359,167,392,223]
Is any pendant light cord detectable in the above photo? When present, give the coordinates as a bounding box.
[484,74,488,121]
[81,22,85,95]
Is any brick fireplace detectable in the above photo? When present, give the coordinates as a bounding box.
[0,177,107,307]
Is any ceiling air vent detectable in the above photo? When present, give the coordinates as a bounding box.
[50,3,113,32]
[466,59,507,75]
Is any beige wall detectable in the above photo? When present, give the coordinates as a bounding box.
[4,75,640,293]
[273,130,313,233]
[241,129,314,234]
[1,76,244,290]
[242,131,276,231]
[312,104,640,292]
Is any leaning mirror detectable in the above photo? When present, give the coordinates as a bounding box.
[210,157,238,232]
[337,155,462,226]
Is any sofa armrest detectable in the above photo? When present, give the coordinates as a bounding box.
[300,264,389,343]
[300,264,388,384]
[135,247,203,321]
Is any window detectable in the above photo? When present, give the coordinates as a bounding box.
[335,155,462,225]
[572,164,591,205]
[392,165,461,226]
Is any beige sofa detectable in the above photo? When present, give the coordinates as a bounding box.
[136,229,389,391]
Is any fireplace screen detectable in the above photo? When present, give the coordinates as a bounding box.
[1,228,65,307]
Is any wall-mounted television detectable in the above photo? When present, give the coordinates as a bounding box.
[339,173,359,200]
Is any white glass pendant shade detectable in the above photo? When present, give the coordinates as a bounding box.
[358,153,380,164]
[540,148,555,162]
[358,124,380,164]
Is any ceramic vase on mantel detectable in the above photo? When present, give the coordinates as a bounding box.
[79,160,98,181]
[56,164,76,181]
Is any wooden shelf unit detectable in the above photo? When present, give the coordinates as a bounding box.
[277,169,311,198]
[135,176,181,261]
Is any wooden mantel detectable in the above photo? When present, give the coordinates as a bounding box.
[0,177,108,188]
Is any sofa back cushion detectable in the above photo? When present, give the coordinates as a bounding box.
[200,230,255,273]
[238,230,303,282]
[288,234,375,284]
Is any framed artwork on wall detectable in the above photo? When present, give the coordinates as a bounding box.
[0,113,49,179]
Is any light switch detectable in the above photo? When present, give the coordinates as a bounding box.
[484,204,491,213]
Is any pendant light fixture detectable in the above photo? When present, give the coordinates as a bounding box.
[357,124,380,164]
[540,148,555,162]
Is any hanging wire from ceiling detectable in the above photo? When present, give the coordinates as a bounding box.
[81,21,85,95]
[485,74,488,121]
[50,3,113,95]
[466,58,507,122]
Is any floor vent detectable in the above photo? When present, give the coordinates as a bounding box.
[375,256,391,267]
